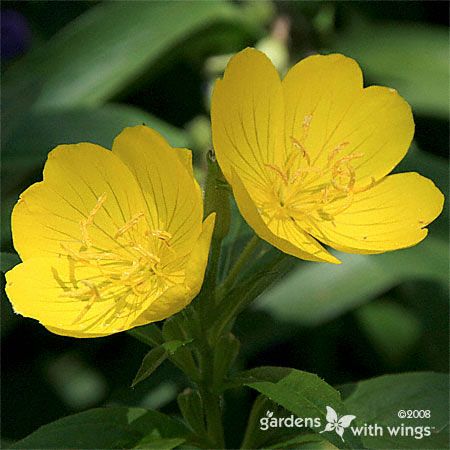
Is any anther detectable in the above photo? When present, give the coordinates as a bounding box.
[328,142,350,162]
[115,212,144,238]
[290,136,311,166]
[264,164,289,184]
[150,230,172,242]
[302,114,312,130]
[86,193,107,226]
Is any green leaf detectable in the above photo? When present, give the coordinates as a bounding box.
[237,367,363,449]
[11,407,188,449]
[0,252,20,273]
[4,1,252,110]
[334,20,448,118]
[132,346,168,388]
[344,372,449,449]
[132,340,192,387]
[163,339,193,356]
[2,104,187,196]
[256,236,447,326]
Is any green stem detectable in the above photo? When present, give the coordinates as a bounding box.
[210,252,287,344]
[197,336,225,448]
[221,219,243,279]
[218,235,260,299]
[200,384,224,448]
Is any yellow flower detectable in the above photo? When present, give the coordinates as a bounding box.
[6,126,215,337]
[211,48,444,264]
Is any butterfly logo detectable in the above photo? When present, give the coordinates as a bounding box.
[319,406,356,442]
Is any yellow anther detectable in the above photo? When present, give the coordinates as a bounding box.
[86,193,107,226]
[79,193,107,247]
[150,229,172,241]
[352,176,376,194]
[337,152,364,164]
[115,212,144,238]
[132,244,161,264]
[291,166,322,184]
[80,220,92,247]
[61,243,91,263]
[302,114,313,130]
[290,136,311,166]
[70,281,101,324]
[265,164,289,184]
[328,142,350,162]
[302,114,313,140]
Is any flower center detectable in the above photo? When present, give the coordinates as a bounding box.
[259,114,375,226]
[59,194,184,326]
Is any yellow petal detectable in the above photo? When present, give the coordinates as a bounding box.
[231,169,340,264]
[211,48,286,190]
[283,54,413,187]
[5,256,169,337]
[308,173,444,253]
[112,126,203,256]
[12,143,146,261]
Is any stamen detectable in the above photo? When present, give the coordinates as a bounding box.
[302,114,312,131]
[79,193,107,247]
[290,136,311,166]
[150,230,172,241]
[115,212,144,238]
[328,142,350,164]
[264,164,289,184]
[80,220,92,247]
[67,280,101,324]
[352,176,376,193]
[132,244,161,264]
[302,114,313,141]
[86,193,107,226]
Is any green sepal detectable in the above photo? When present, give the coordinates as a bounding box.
[203,150,230,240]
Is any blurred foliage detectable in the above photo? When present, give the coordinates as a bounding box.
[1,0,448,447]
